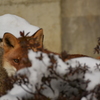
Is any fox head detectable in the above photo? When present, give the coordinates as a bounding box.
[2,33,31,76]
[2,29,43,76]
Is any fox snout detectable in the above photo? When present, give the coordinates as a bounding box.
[17,58,32,70]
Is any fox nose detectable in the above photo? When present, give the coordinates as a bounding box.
[27,60,32,67]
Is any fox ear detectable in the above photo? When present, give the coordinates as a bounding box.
[31,28,44,51]
[3,33,19,52]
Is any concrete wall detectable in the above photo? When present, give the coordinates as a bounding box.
[61,0,100,57]
[0,0,61,53]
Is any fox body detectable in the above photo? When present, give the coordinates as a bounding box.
[1,28,87,76]
[2,29,43,76]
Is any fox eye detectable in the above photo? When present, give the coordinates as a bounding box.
[13,59,19,63]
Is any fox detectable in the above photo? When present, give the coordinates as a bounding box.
[1,28,87,76]
[2,29,44,76]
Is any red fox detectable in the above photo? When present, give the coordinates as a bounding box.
[2,29,43,76]
[1,28,87,76]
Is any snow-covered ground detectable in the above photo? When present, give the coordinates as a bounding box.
[0,14,100,100]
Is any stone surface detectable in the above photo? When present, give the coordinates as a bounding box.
[61,0,100,57]
[61,0,100,17]
[0,0,59,5]
[62,16,100,57]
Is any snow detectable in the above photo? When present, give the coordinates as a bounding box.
[66,57,100,69]
[81,97,87,100]
[0,14,40,38]
[0,94,19,100]
[65,57,100,91]
[54,55,69,75]
[8,84,33,98]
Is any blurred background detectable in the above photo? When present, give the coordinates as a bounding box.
[0,0,100,57]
